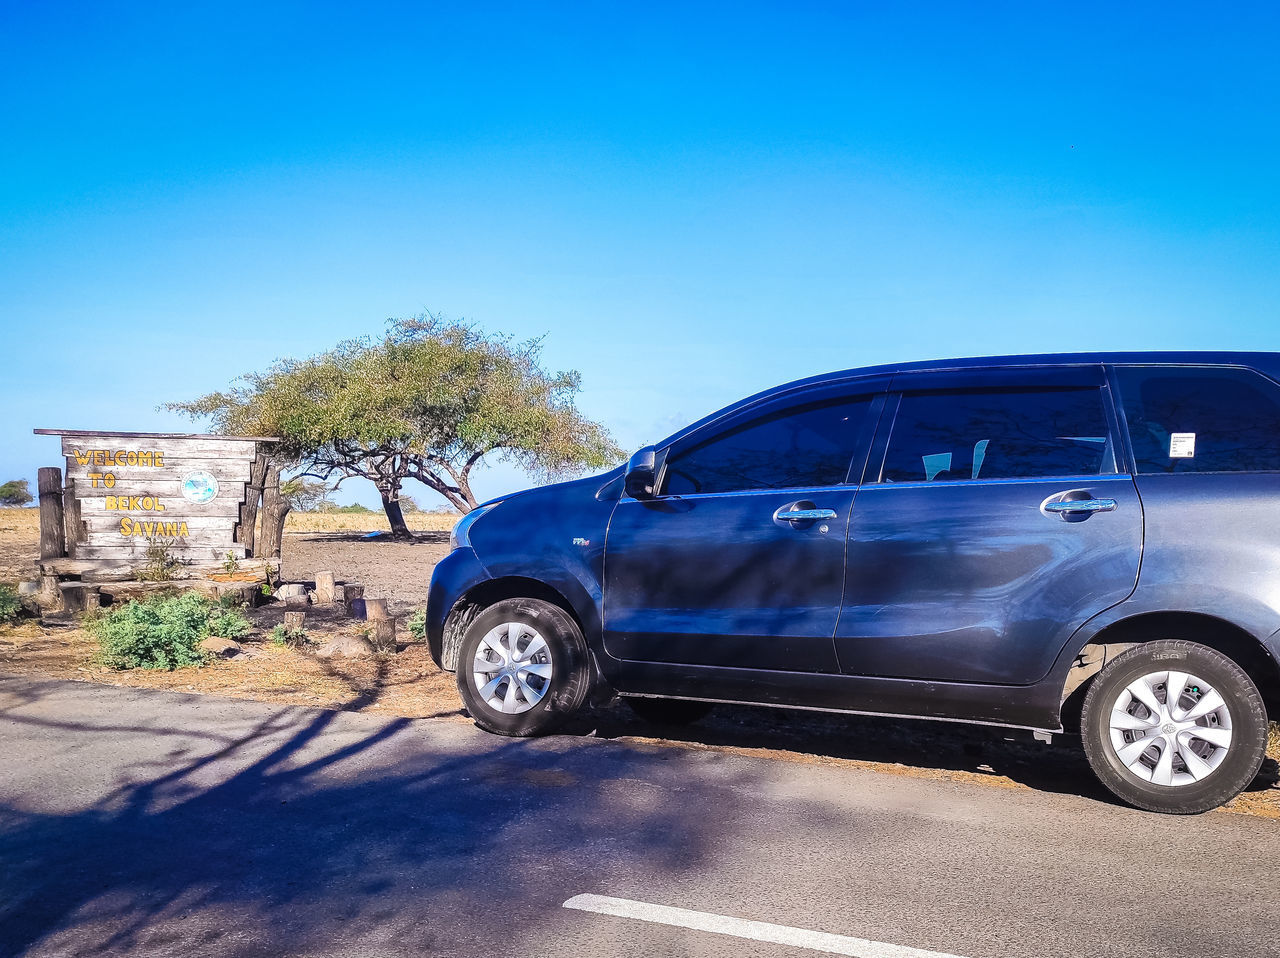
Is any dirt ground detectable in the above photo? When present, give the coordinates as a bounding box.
[279,531,449,616]
[2,506,1279,818]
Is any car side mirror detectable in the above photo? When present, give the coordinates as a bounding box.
[624,446,658,500]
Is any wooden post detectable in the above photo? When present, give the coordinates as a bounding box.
[259,463,292,560]
[315,571,336,605]
[38,467,66,560]
[62,478,85,559]
[237,451,270,558]
[284,610,306,632]
[365,598,395,650]
[342,583,365,618]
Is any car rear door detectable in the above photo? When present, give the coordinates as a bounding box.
[835,365,1143,686]
[603,382,886,673]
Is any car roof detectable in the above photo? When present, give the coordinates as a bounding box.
[660,350,1280,449]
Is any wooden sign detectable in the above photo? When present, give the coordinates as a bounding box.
[34,430,277,564]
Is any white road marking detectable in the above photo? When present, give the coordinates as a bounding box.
[562,894,970,958]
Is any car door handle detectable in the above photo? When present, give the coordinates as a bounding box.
[1044,498,1117,515]
[776,508,838,522]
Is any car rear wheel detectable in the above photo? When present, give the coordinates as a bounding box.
[1080,640,1268,814]
[456,598,591,737]
[624,697,715,726]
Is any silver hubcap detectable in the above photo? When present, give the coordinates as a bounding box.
[471,621,553,715]
[1108,670,1233,787]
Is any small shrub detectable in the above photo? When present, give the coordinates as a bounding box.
[407,609,426,642]
[269,623,308,647]
[139,539,183,582]
[0,584,21,624]
[222,552,240,574]
[260,582,274,598]
[208,601,251,639]
[93,592,234,670]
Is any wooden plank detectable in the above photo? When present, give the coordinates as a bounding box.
[37,429,278,442]
[38,556,276,576]
[65,460,254,482]
[61,437,262,461]
[77,496,244,517]
[83,516,238,536]
[68,479,247,501]
[38,467,66,560]
[76,543,247,561]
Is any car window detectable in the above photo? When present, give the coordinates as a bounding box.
[1114,366,1280,474]
[881,387,1112,483]
[661,397,873,495]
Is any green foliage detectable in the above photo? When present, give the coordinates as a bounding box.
[281,477,335,512]
[0,584,22,624]
[259,582,274,597]
[222,551,240,574]
[269,623,308,647]
[407,608,426,641]
[138,539,183,582]
[0,480,33,507]
[327,503,375,514]
[93,592,247,670]
[167,314,625,513]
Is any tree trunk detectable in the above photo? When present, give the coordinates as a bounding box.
[260,464,293,559]
[238,451,270,558]
[379,486,414,541]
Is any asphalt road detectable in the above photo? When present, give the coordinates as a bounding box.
[2,675,1278,958]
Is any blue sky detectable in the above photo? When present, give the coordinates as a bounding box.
[2,2,1278,508]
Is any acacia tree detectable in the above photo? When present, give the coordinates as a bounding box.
[168,315,624,539]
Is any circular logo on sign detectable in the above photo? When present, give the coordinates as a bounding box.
[181,471,219,504]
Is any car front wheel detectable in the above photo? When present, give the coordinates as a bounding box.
[456,598,591,737]
[1080,640,1268,814]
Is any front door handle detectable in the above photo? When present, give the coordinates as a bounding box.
[1044,498,1117,515]
[776,508,838,522]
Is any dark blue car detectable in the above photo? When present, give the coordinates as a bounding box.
[427,352,1280,813]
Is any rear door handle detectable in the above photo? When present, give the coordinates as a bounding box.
[1044,498,1117,515]
[776,508,838,522]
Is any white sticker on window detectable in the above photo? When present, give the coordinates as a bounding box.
[1170,433,1196,458]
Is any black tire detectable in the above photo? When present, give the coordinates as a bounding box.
[624,697,715,726]
[455,598,591,737]
[1081,640,1268,814]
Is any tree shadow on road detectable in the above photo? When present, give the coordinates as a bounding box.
[0,678,787,957]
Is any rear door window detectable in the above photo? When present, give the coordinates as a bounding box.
[880,388,1113,483]
[1114,366,1280,474]
[661,396,874,495]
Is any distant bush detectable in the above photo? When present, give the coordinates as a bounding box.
[327,503,376,514]
[407,609,426,641]
[94,592,250,670]
[0,480,32,507]
[0,585,21,624]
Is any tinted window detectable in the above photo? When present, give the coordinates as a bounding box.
[1115,366,1280,474]
[882,388,1112,483]
[661,397,873,495]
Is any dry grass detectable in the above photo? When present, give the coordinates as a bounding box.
[0,508,39,582]
[285,511,457,534]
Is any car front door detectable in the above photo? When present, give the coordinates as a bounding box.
[603,384,885,673]
[836,366,1143,686]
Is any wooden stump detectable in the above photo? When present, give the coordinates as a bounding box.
[371,618,397,653]
[284,610,306,632]
[38,467,66,561]
[37,575,63,611]
[365,598,389,621]
[315,571,336,605]
[59,583,101,614]
[343,583,365,618]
